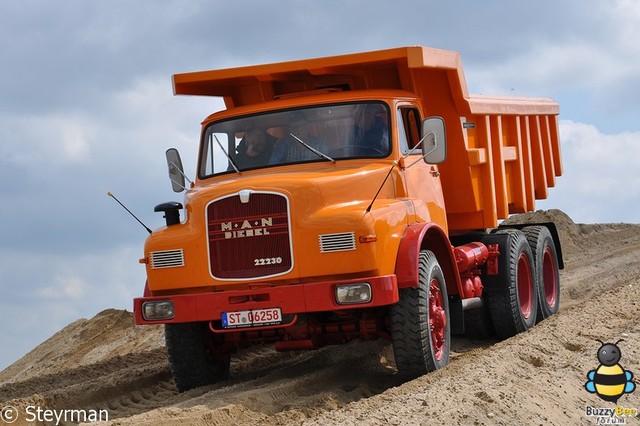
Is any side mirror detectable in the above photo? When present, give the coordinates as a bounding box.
[166,148,186,193]
[421,117,447,164]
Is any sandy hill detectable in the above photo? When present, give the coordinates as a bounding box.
[1,210,639,425]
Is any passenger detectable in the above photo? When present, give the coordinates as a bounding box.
[235,125,275,169]
[353,104,389,154]
[270,111,329,163]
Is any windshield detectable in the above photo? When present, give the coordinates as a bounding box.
[199,102,390,177]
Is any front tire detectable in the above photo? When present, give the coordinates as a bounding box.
[391,250,450,378]
[165,322,230,392]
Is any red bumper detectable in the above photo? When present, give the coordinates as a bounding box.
[134,275,398,325]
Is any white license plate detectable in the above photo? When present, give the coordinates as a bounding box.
[221,307,282,329]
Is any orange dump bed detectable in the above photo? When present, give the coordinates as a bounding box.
[173,46,561,231]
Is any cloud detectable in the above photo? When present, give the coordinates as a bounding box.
[2,113,94,169]
[35,276,87,300]
[0,75,215,255]
[458,0,640,133]
[538,120,640,223]
[470,37,636,97]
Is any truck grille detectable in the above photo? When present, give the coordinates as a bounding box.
[206,191,292,279]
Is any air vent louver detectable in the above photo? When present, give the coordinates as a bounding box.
[150,249,185,269]
[319,232,356,253]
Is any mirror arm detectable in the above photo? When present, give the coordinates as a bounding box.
[169,161,192,185]
[169,177,188,192]
[402,131,438,169]
[168,161,191,191]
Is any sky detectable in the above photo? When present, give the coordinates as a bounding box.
[1,0,639,371]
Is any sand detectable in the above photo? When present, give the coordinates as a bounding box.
[1,209,639,425]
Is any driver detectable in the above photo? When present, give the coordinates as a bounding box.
[235,125,275,168]
[270,111,329,163]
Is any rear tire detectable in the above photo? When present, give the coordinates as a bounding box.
[523,226,560,321]
[391,250,450,378]
[484,229,537,339]
[165,322,230,392]
[464,306,495,339]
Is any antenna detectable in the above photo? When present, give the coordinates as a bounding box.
[107,191,153,234]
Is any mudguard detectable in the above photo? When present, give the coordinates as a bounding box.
[394,222,462,297]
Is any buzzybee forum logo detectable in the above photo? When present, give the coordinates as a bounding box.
[583,339,637,424]
[585,340,636,403]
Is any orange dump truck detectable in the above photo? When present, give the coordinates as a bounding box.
[133,46,563,391]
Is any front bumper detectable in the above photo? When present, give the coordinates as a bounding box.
[134,275,398,325]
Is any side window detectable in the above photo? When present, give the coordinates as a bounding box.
[201,130,232,176]
[398,107,422,155]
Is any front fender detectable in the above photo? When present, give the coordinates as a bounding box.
[394,222,462,297]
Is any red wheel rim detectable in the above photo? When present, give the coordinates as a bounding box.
[542,247,558,309]
[429,278,447,360]
[517,253,533,319]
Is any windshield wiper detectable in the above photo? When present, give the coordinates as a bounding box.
[213,134,240,173]
[289,133,335,163]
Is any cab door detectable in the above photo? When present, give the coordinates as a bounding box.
[396,104,448,232]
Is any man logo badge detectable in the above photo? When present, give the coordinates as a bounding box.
[222,218,273,239]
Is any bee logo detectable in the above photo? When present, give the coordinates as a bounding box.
[585,339,636,403]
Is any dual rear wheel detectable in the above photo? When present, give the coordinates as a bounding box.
[523,226,560,321]
[483,226,560,339]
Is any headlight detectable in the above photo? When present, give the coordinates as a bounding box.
[335,283,372,305]
[142,300,175,320]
